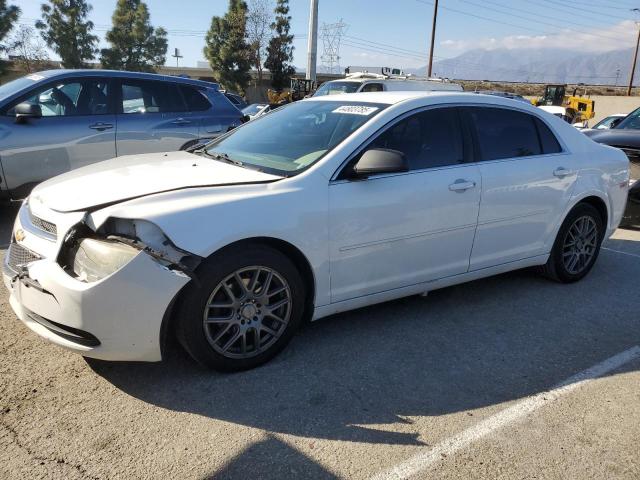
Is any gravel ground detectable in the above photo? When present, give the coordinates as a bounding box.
[1,205,638,480]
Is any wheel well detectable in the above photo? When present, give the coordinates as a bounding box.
[235,238,316,318]
[578,196,608,227]
[212,238,316,324]
[163,237,317,349]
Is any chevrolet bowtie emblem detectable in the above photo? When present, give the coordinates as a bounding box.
[15,229,26,242]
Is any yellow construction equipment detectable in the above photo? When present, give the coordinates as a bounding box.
[533,84,595,126]
[267,78,318,105]
[266,89,292,104]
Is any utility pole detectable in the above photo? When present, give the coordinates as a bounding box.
[306,0,319,81]
[427,0,439,78]
[628,10,640,96]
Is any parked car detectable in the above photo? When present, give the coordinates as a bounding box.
[241,103,278,120]
[222,91,248,109]
[5,92,629,371]
[313,72,463,97]
[584,108,640,228]
[0,70,244,200]
[591,113,627,130]
[475,90,530,104]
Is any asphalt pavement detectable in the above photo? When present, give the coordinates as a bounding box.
[0,204,638,480]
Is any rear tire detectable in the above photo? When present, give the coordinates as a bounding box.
[176,244,306,371]
[541,203,604,283]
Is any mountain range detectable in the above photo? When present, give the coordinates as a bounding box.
[405,48,637,85]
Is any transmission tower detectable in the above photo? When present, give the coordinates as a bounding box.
[320,19,347,74]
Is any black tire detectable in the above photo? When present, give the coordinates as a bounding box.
[541,203,604,283]
[176,244,306,371]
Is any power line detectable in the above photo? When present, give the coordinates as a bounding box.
[413,0,552,35]
[341,31,621,80]
[555,0,638,11]
[461,0,631,42]
[344,34,427,56]
[528,0,631,22]
[341,40,426,62]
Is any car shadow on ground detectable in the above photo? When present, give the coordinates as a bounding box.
[88,236,640,454]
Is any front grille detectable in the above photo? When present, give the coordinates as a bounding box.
[29,210,57,237]
[7,242,41,274]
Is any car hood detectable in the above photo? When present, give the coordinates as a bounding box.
[31,151,282,213]
[583,128,640,147]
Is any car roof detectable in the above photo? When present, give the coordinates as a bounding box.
[307,90,524,105]
[304,91,555,117]
[31,69,219,89]
[307,91,452,104]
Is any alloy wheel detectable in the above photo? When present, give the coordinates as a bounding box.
[202,266,292,359]
[562,215,599,275]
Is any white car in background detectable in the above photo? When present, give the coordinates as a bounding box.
[591,113,627,130]
[241,103,276,121]
[313,71,463,97]
[5,92,629,371]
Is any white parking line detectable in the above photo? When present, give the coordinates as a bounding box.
[602,246,640,260]
[370,346,640,480]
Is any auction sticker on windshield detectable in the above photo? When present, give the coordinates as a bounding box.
[332,105,379,116]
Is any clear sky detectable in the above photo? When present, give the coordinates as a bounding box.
[10,0,640,72]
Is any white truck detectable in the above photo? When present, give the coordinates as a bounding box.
[313,68,463,97]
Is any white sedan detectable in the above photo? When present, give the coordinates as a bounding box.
[4,92,630,371]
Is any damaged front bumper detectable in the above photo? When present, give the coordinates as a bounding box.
[3,203,192,362]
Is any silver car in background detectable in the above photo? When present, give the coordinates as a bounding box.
[0,70,244,200]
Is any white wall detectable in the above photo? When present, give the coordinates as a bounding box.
[589,96,640,124]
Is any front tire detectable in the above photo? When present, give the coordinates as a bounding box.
[176,244,306,371]
[541,203,604,283]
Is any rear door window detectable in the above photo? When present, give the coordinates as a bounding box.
[467,107,542,161]
[360,83,384,92]
[120,80,185,114]
[181,85,211,112]
[535,118,562,154]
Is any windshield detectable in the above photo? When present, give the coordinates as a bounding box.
[613,109,639,129]
[205,100,386,175]
[594,115,622,129]
[242,104,267,115]
[0,74,46,102]
[313,81,360,97]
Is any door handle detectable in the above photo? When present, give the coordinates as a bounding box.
[172,118,192,125]
[449,179,476,192]
[89,122,113,131]
[553,167,575,178]
[206,127,222,134]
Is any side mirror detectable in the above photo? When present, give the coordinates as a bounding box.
[610,117,623,129]
[352,148,408,178]
[15,103,42,123]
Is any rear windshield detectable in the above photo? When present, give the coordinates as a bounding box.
[313,81,360,97]
[205,100,387,175]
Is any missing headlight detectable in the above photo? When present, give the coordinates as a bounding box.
[70,238,139,282]
[58,218,202,282]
